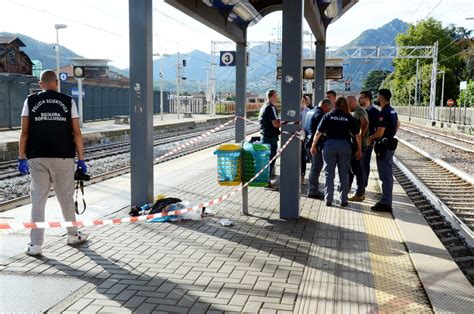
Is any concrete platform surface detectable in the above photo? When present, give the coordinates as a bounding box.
[1,140,472,313]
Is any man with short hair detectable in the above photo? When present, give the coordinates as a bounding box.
[326,90,337,107]
[359,90,379,188]
[259,89,280,176]
[18,70,89,256]
[347,95,369,201]
[305,98,332,199]
[369,89,400,212]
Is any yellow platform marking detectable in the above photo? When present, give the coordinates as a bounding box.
[363,172,432,313]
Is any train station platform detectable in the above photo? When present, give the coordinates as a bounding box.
[1,142,473,313]
[0,114,233,161]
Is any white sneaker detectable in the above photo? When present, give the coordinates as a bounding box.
[26,243,42,256]
[67,230,89,245]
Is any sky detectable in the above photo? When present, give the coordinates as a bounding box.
[2,0,473,69]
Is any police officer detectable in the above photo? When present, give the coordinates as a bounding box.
[259,89,280,177]
[368,89,400,212]
[326,90,337,107]
[311,97,361,206]
[359,90,380,189]
[18,70,89,256]
[305,98,332,199]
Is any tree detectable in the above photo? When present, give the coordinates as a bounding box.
[459,80,473,108]
[362,70,391,96]
[388,18,467,106]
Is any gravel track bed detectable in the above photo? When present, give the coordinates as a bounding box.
[0,126,259,203]
[397,129,474,176]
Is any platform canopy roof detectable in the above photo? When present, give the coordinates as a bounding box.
[164,0,358,43]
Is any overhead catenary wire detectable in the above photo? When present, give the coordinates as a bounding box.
[438,47,473,63]
[9,0,123,37]
[408,0,425,22]
[424,0,443,19]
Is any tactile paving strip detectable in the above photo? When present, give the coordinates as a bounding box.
[363,174,432,313]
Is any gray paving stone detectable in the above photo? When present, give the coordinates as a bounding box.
[242,301,263,312]
[65,298,94,312]
[145,297,178,306]
[98,306,132,313]
[92,299,124,307]
[114,289,137,302]
[123,296,147,309]
[80,305,103,313]
[155,304,191,313]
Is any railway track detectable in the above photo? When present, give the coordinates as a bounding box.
[401,125,474,153]
[0,121,238,181]
[394,139,474,284]
[0,121,259,212]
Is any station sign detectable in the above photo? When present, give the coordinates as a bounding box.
[71,87,86,97]
[220,51,236,66]
[276,65,343,80]
[59,72,68,81]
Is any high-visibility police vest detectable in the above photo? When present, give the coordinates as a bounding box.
[26,90,76,159]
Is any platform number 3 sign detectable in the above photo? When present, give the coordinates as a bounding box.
[220,51,236,66]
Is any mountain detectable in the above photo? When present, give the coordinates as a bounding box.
[3,18,408,94]
[152,19,408,93]
[334,18,409,91]
[0,31,81,69]
[0,31,127,76]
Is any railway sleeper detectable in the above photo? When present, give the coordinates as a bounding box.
[453,256,474,264]
[427,220,450,228]
[434,228,455,236]
[441,237,465,245]
[418,205,435,213]
[448,246,473,255]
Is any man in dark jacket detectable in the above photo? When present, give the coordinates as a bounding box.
[304,98,332,199]
[259,89,281,176]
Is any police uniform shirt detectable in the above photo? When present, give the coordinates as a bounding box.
[304,107,325,144]
[21,90,79,159]
[317,109,359,141]
[259,102,280,137]
[377,104,398,139]
[366,104,380,136]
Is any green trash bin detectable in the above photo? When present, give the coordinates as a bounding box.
[243,142,270,187]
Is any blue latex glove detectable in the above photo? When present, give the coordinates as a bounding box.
[18,159,29,175]
[76,160,88,174]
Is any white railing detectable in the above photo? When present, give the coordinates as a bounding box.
[393,105,473,125]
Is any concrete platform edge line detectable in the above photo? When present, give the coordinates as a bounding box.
[378,167,474,312]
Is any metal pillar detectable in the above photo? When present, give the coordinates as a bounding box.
[280,0,303,219]
[235,39,248,215]
[313,40,326,106]
[160,57,164,120]
[439,71,445,122]
[129,0,154,206]
[414,60,419,107]
[176,52,181,118]
[77,78,84,127]
[429,41,438,121]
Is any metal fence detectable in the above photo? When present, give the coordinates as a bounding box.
[393,105,473,125]
[0,75,170,129]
